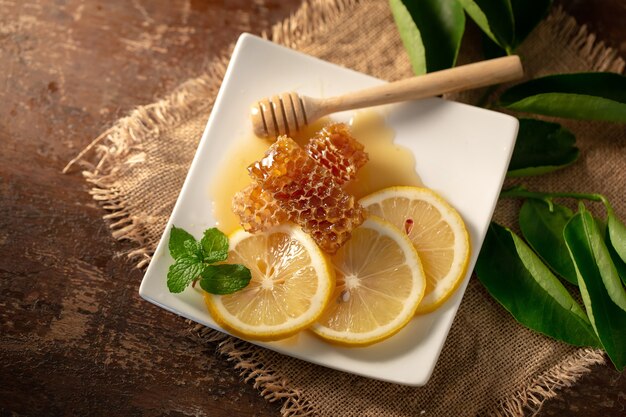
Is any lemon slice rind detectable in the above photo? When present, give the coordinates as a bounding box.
[205,224,334,341]
[310,216,426,347]
[360,186,470,314]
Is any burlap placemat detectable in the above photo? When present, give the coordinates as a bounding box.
[68,0,625,415]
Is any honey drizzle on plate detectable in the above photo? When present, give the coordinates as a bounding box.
[210,111,422,234]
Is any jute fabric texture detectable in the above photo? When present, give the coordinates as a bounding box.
[71,0,625,415]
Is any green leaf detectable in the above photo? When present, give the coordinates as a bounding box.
[390,0,425,75]
[519,199,578,285]
[167,256,204,293]
[169,226,197,260]
[389,0,465,74]
[481,32,506,59]
[481,0,553,56]
[200,228,229,264]
[184,239,203,257]
[568,207,626,311]
[606,210,626,286]
[457,0,515,51]
[608,210,626,266]
[507,119,579,177]
[607,233,626,287]
[476,222,600,347]
[200,264,252,295]
[564,209,626,370]
[510,0,552,46]
[500,73,626,122]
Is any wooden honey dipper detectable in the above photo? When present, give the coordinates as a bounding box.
[251,55,523,138]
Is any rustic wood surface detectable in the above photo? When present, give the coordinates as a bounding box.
[0,1,624,416]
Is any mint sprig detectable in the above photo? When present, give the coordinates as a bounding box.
[200,264,252,295]
[200,228,229,263]
[166,226,251,294]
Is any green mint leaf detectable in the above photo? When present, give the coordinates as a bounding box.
[169,226,197,260]
[167,256,204,293]
[184,239,204,258]
[199,264,251,295]
[200,228,229,264]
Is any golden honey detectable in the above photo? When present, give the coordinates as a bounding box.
[245,136,364,254]
[210,111,421,235]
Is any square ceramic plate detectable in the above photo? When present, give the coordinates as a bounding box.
[139,33,518,386]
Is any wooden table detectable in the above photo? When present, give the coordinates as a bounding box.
[1,1,624,415]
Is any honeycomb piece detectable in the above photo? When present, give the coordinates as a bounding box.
[232,125,368,236]
[248,136,365,253]
[232,184,288,232]
[305,123,369,185]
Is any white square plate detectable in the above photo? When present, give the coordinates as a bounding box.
[139,33,518,386]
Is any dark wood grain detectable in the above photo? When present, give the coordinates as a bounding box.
[0,1,624,416]
[0,1,302,416]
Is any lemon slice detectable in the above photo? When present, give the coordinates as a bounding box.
[204,224,334,341]
[360,186,471,314]
[311,217,426,346]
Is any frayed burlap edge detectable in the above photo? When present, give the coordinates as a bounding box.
[486,348,606,417]
[543,7,624,73]
[65,1,622,416]
[62,65,229,268]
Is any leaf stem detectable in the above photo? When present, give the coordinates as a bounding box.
[500,186,610,211]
